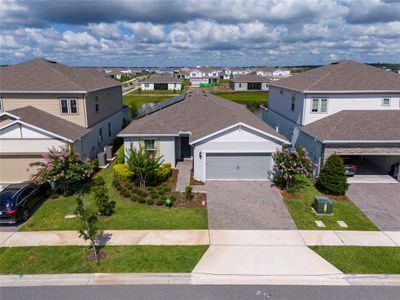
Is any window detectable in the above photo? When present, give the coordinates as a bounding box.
[70,98,78,114]
[99,128,103,144]
[17,186,35,204]
[144,83,149,87]
[312,99,319,112]
[311,98,328,113]
[382,98,391,106]
[248,82,262,90]
[291,96,296,112]
[60,98,69,114]
[108,123,111,137]
[95,96,99,112]
[320,98,328,112]
[144,139,156,156]
[238,83,242,88]
[0,98,3,111]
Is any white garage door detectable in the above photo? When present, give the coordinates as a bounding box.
[0,155,43,183]
[206,153,272,180]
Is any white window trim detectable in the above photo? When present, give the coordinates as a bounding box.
[0,97,3,111]
[310,98,328,114]
[59,98,78,115]
[144,139,156,151]
[381,98,391,107]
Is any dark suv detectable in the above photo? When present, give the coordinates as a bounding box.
[341,157,357,176]
[0,181,51,224]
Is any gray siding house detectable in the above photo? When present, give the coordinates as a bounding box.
[229,74,271,91]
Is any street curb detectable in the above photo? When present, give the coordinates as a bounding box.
[1,273,400,287]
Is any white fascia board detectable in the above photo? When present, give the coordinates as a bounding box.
[0,120,75,143]
[0,90,86,94]
[268,85,400,94]
[189,122,290,145]
[117,133,179,138]
[0,111,21,120]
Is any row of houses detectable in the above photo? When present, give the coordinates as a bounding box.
[1,59,398,184]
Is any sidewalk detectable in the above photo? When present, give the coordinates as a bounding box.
[1,230,399,247]
[175,159,192,192]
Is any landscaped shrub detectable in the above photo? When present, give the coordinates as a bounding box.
[316,154,348,195]
[156,199,165,206]
[158,190,165,196]
[151,192,159,199]
[162,185,171,192]
[155,163,172,183]
[130,195,138,202]
[122,190,130,198]
[93,177,116,216]
[138,196,146,204]
[185,186,193,200]
[146,199,154,205]
[273,145,313,189]
[113,164,133,181]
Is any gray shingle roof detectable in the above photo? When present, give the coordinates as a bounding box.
[300,110,400,142]
[231,74,271,83]
[271,60,400,92]
[119,91,287,143]
[7,106,90,141]
[142,75,182,84]
[0,59,121,92]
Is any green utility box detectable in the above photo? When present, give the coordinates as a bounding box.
[199,83,216,88]
[314,196,333,215]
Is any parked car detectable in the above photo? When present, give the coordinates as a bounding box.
[0,181,51,224]
[341,157,357,176]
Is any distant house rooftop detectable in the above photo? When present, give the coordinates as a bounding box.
[270,60,400,92]
[142,75,182,84]
[0,59,121,93]
[231,74,271,83]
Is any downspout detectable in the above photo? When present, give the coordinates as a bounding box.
[83,93,88,128]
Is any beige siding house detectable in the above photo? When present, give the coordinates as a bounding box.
[0,59,128,183]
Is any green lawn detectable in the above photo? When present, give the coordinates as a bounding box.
[0,245,208,274]
[311,246,400,274]
[123,95,171,109]
[283,185,378,231]
[212,91,268,111]
[20,165,208,231]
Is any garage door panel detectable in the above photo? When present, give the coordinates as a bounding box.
[0,155,43,183]
[206,153,271,180]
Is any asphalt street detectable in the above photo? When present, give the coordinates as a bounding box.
[1,285,400,300]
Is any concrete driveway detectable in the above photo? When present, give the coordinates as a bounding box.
[197,181,296,230]
[347,183,400,231]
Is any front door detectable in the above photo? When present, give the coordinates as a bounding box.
[180,136,191,159]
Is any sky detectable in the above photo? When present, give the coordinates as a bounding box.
[1,0,399,67]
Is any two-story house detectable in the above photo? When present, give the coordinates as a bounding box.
[0,59,128,183]
[189,67,222,87]
[256,67,291,79]
[262,60,400,179]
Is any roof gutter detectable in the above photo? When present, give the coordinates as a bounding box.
[322,140,400,144]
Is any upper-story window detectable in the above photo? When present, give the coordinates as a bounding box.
[291,96,296,112]
[311,98,328,113]
[95,96,99,113]
[382,98,391,107]
[0,98,3,111]
[60,98,78,114]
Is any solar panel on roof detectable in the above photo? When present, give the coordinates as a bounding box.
[138,93,186,117]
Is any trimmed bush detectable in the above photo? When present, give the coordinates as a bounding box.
[122,190,130,198]
[156,199,165,206]
[138,196,146,204]
[162,185,171,192]
[316,154,348,195]
[185,186,193,200]
[146,199,154,205]
[113,163,134,181]
[130,195,138,202]
[158,190,165,196]
[151,192,159,199]
[155,163,172,183]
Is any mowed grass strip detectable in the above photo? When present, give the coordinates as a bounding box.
[310,246,400,274]
[283,185,378,231]
[20,164,208,231]
[0,245,208,274]
[212,91,268,111]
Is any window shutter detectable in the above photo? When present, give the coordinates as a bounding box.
[155,140,161,158]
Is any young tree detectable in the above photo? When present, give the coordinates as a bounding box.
[93,177,116,216]
[31,145,96,194]
[316,154,348,195]
[128,104,138,119]
[74,197,100,265]
[273,145,313,189]
[125,146,164,189]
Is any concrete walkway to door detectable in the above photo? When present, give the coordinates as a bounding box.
[195,181,296,230]
[175,159,192,192]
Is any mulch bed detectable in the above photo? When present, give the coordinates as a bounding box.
[113,168,207,208]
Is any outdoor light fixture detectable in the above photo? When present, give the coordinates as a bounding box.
[199,152,202,159]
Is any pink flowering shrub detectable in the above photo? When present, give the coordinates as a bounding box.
[272,145,313,189]
[30,145,97,194]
